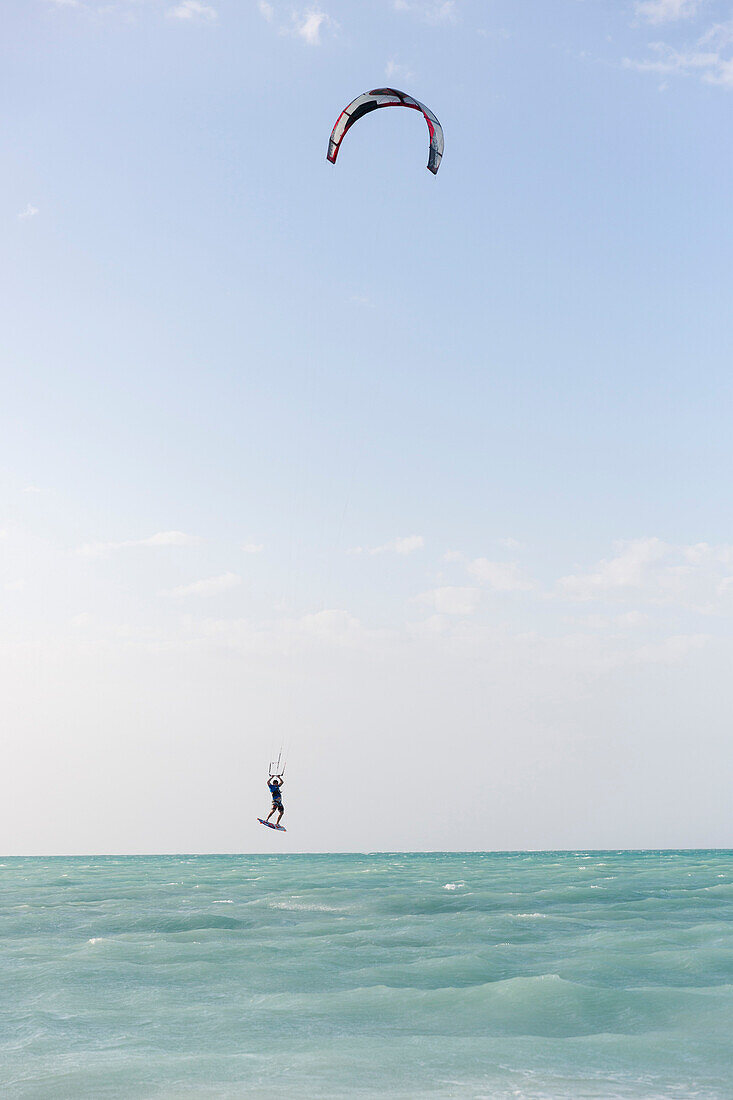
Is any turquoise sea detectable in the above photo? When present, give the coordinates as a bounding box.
[2,851,733,1099]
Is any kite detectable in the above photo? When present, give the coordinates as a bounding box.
[327,88,444,175]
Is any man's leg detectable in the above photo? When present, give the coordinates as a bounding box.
[267,804,277,821]
[277,806,284,825]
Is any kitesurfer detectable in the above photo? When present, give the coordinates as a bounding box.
[266,774,284,826]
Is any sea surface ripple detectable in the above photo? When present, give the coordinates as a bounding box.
[1,851,732,1098]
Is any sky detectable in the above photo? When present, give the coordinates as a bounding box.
[2,0,733,854]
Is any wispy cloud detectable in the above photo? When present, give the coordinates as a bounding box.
[79,531,200,558]
[167,0,217,21]
[242,541,264,553]
[442,549,532,591]
[349,535,424,556]
[289,6,334,45]
[632,633,709,663]
[625,16,733,87]
[394,0,458,25]
[634,0,703,25]
[296,608,361,641]
[467,558,533,592]
[419,586,480,616]
[260,3,335,45]
[385,58,414,83]
[164,572,241,598]
[560,538,670,599]
[18,204,39,220]
[559,537,733,612]
[624,42,733,86]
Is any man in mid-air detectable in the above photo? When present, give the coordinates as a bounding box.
[266,774,284,826]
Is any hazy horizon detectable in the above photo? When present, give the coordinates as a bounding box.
[3,0,733,855]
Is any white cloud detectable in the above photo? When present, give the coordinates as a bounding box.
[632,633,709,664]
[624,43,729,85]
[297,608,361,640]
[634,0,703,25]
[289,6,332,45]
[442,550,532,591]
[18,204,39,220]
[394,0,457,25]
[419,586,480,616]
[625,19,733,88]
[385,58,414,82]
[4,579,26,593]
[167,0,217,21]
[350,535,424,556]
[559,538,733,612]
[429,0,457,22]
[23,485,42,493]
[242,541,264,554]
[467,558,532,592]
[573,610,649,631]
[560,537,667,599]
[392,535,424,555]
[164,572,241,598]
[262,3,335,46]
[181,607,370,654]
[79,531,200,558]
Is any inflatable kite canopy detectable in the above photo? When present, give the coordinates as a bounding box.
[327,88,444,175]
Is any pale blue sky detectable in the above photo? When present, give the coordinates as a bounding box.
[2,0,733,853]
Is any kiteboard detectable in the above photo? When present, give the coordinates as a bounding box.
[258,818,286,832]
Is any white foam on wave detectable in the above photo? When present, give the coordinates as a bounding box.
[213,900,234,904]
[443,883,463,890]
[271,900,345,912]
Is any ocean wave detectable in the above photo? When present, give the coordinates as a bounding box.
[4,851,733,1098]
[90,913,250,935]
[270,901,347,913]
[251,973,733,1039]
